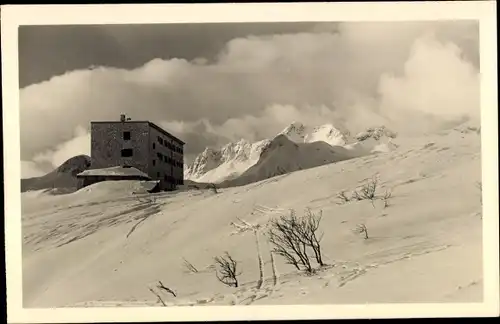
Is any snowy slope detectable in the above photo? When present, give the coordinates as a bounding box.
[22,126,483,307]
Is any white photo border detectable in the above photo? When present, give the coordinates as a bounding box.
[2,1,498,322]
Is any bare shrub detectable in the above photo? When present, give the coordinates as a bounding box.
[268,210,311,272]
[214,252,242,288]
[382,189,392,208]
[336,190,351,204]
[349,175,394,208]
[268,226,303,271]
[353,224,369,240]
[182,258,199,274]
[267,208,324,274]
[351,191,364,201]
[302,208,325,267]
[357,176,379,203]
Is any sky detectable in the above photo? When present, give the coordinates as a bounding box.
[19,21,480,178]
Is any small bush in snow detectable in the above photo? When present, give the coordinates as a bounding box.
[214,252,242,288]
[336,190,351,204]
[346,175,393,208]
[355,176,379,201]
[267,208,324,274]
[353,224,369,240]
[382,189,392,208]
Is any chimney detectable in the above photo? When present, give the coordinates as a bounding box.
[120,114,126,122]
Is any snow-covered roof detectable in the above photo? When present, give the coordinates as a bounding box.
[77,166,151,179]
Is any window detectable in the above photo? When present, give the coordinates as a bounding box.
[158,137,163,145]
[153,143,156,150]
[123,131,131,140]
[157,172,160,178]
[121,149,133,157]
[152,160,156,166]
[157,152,163,160]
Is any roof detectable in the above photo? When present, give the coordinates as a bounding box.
[76,166,151,179]
[91,120,185,145]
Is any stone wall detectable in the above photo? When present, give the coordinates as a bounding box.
[90,122,150,174]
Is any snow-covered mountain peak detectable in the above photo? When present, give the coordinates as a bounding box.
[220,139,254,162]
[354,126,397,142]
[280,122,348,146]
[184,137,272,182]
[184,147,222,179]
[280,122,307,142]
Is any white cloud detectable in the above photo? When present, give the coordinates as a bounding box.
[377,32,480,134]
[32,126,91,169]
[19,21,479,170]
[21,161,46,179]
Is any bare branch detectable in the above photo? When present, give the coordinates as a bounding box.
[353,224,369,240]
[214,252,241,288]
[157,281,176,297]
[182,258,199,274]
[266,208,325,273]
[148,287,166,306]
[336,190,351,204]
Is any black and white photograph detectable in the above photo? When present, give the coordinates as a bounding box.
[2,2,498,322]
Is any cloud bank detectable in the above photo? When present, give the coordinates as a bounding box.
[19,21,480,178]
